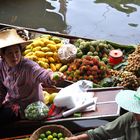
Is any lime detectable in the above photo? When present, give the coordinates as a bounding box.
[47,135,53,140]
[46,130,52,136]
[57,133,63,138]
[52,132,58,138]
[43,138,48,140]
[53,72,59,80]
[59,138,64,140]
[40,133,46,139]
[53,138,58,140]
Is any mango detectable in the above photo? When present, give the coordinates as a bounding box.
[32,46,42,52]
[47,44,57,52]
[38,61,49,69]
[35,51,45,57]
[48,57,55,63]
[59,65,68,72]
[23,49,32,55]
[26,45,33,50]
[44,40,56,45]
[55,63,62,70]
[50,63,56,71]
[41,47,50,52]
[56,43,63,49]
[51,37,61,44]
[25,52,33,56]
[45,52,54,57]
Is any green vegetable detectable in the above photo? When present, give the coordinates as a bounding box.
[113,61,128,70]
[24,101,49,120]
[92,83,102,88]
[74,112,82,117]
[100,77,114,87]
[106,41,136,51]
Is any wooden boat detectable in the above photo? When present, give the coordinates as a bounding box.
[0,86,124,138]
[0,23,134,138]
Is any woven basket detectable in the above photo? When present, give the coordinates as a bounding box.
[30,125,73,140]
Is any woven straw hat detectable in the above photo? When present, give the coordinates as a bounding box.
[0,28,32,50]
[116,87,140,114]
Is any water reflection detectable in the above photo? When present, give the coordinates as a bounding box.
[0,0,140,45]
[0,0,68,32]
[45,0,71,33]
[95,0,140,14]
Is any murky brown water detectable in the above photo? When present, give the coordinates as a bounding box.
[0,0,140,45]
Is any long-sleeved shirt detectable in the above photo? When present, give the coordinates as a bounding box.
[0,57,53,118]
[86,112,140,140]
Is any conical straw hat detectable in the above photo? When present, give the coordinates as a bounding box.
[0,28,32,49]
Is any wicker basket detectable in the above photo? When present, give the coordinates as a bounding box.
[30,125,73,140]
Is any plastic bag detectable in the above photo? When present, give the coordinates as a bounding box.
[54,80,93,109]
[58,43,77,63]
[24,101,49,120]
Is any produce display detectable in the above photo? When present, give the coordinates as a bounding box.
[64,55,110,84]
[23,32,140,90]
[74,39,114,64]
[23,35,65,71]
[125,45,140,77]
[109,69,139,90]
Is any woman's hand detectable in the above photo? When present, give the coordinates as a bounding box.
[65,134,89,140]
[51,72,66,84]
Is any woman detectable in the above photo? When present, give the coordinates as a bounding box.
[66,88,140,140]
[0,28,65,124]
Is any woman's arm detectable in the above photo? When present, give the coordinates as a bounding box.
[66,133,89,140]
[66,112,132,140]
[27,60,64,86]
[0,81,7,107]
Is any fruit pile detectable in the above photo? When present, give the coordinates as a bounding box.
[125,45,140,77]
[22,32,137,90]
[38,130,65,140]
[109,69,140,90]
[23,35,67,72]
[64,55,110,84]
[74,39,114,64]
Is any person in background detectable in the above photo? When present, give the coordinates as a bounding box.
[66,88,140,140]
[0,28,65,124]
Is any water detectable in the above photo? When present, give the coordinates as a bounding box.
[0,0,140,45]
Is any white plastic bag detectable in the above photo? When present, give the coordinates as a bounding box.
[58,43,77,63]
[54,80,93,109]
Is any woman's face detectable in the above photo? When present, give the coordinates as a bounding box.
[2,45,22,67]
